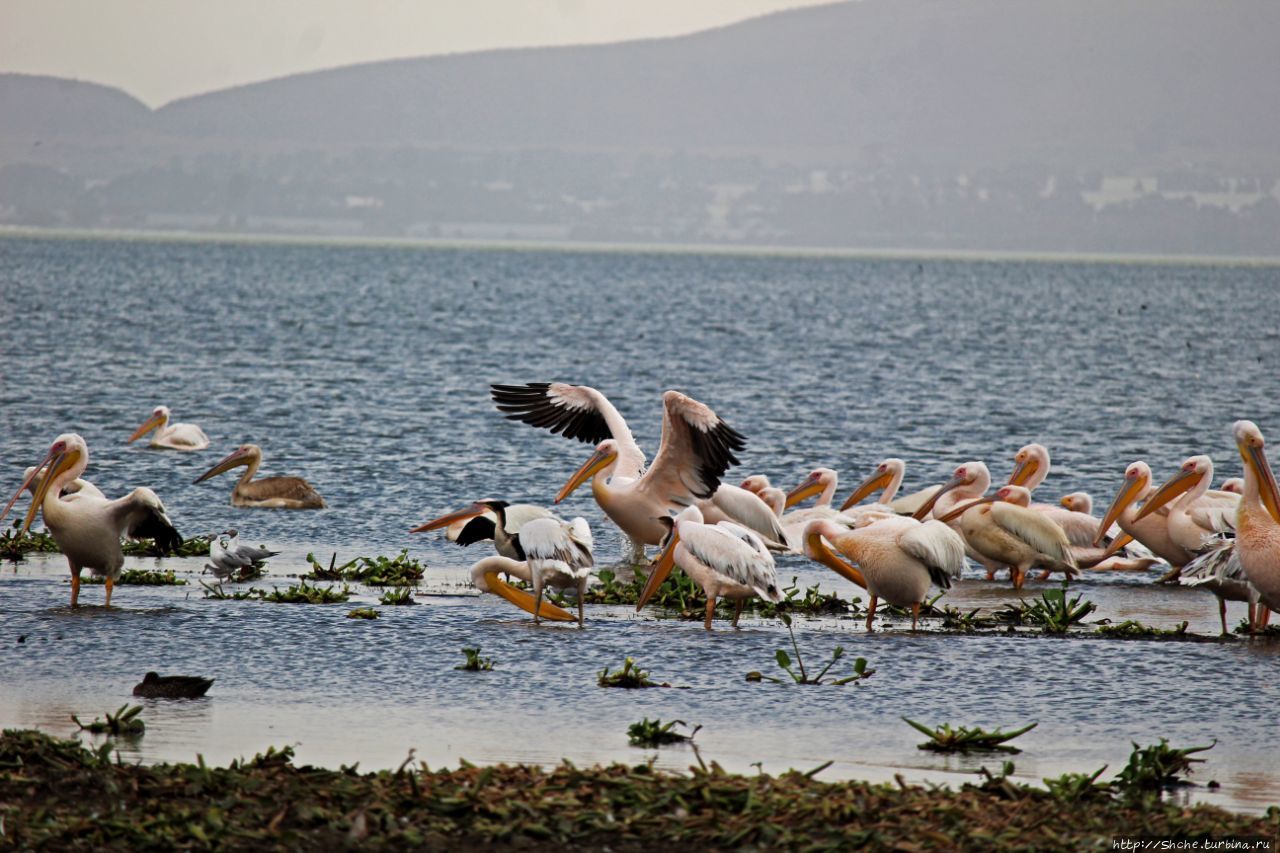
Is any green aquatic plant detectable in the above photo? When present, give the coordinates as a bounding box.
[937,604,998,632]
[455,647,494,671]
[257,580,350,604]
[1115,739,1215,792]
[904,718,1038,754]
[1095,620,1190,639]
[585,569,853,619]
[306,550,425,586]
[627,718,700,748]
[199,580,257,600]
[1,522,210,560]
[123,535,211,558]
[994,583,1095,633]
[747,614,873,685]
[597,657,663,688]
[346,608,380,620]
[378,586,416,606]
[1043,766,1113,803]
[72,705,145,737]
[84,569,186,586]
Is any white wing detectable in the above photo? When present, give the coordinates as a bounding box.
[1188,497,1238,536]
[1034,505,1100,547]
[898,519,967,588]
[110,488,182,553]
[1183,542,1246,584]
[703,484,787,546]
[491,382,646,479]
[887,484,941,516]
[990,501,1074,564]
[680,521,780,601]
[638,391,746,505]
[521,516,592,576]
[503,503,556,534]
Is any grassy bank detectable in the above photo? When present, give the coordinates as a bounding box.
[1,730,1274,850]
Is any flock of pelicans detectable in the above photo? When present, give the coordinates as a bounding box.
[4,387,1280,637]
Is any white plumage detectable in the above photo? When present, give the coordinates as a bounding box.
[518,515,595,626]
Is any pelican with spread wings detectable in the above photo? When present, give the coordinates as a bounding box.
[490,383,747,560]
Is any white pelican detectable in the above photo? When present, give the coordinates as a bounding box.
[521,515,594,626]
[635,505,780,630]
[3,434,182,608]
[1133,456,1238,553]
[193,444,325,509]
[23,465,103,500]
[939,485,1077,588]
[801,515,965,631]
[912,461,1008,578]
[1220,477,1245,495]
[491,383,746,560]
[838,458,904,513]
[412,500,554,560]
[204,529,279,582]
[467,556,578,624]
[1232,420,1280,631]
[1178,542,1261,635]
[696,484,788,549]
[127,405,210,451]
[1095,461,1196,568]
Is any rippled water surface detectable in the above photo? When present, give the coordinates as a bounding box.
[2,236,1279,812]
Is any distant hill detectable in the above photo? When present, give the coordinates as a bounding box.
[2,0,1278,255]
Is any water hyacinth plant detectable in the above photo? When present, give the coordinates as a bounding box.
[455,648,494,671]
[306,551,425,586]
[904,718,1038,754]
[378,586,416,606]
[627,718,700,748]
[597,657,664,688]
[1115,739,1215,791]
[84,569,186,586]
[746,614,874,685]
[994,583,1095,633]
[346,607,380,620]
[72,705,145,737]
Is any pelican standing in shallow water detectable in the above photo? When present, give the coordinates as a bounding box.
[521,515,594,626]
[127,405,209,451]
[636,505,780,630]
[801,515,965,631]
[193,444,326,509]
[938,485,1077,588]
[1232,420,1280,631]
[1132,456,1238,554]
[412,499,554,560]
[466,557,579,624]
[491,383,746,561]
[3,434,182,607]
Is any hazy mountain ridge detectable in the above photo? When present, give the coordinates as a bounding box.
[2,0,1279,254]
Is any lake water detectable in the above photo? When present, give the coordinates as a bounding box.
[2,234,1278,812]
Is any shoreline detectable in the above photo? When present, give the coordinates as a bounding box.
[2,729,1273,850]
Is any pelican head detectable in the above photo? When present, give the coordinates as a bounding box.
[555,440,619,504]
[1094,461,1152,546]
[995,484,1032,507]
[840,458,903,511]
[410,499,505,534]
[785,467,836,508]
[1059,492,1092,514]
[2,433,87,537]
[1134,455,1213,522]
[912,461,989,520]
[128,405,171,444]
[193,444,261,484]
[1235,420,1280,525]
[1219,478,1244,495]
[739,474,771,494]
[1008,443,1049,488]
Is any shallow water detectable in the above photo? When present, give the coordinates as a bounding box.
[2,236,1279,812]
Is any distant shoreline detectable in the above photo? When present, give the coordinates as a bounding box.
[3,224,1279,268]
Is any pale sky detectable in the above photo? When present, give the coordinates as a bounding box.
[0,1,838,107]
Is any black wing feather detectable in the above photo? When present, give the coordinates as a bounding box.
[687,419,747,500]
[129,512,183,555]
[490,383,613,445]
[454,516,497,547]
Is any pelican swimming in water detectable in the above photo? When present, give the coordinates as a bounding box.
[636,505,780,630]
[938,485,1077,588]
[412,499,555,560]
[193,444,325,509]
[1231,420,1280,631]
[1133,455,1238,554]
[127,405,210,451]
[3,434,182,607]
[802,514,965,631]
[491,383,746,561]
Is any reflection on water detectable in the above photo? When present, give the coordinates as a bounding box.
[2,236,1279,813]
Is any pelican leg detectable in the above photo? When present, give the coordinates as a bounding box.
[104,575,114,609]
[911,601,919,632]
[1037,569,1051,581]
[69,566,81,609]
[985,568,997,581]
[1219,597,1228,636]
[532,571,543,625]
[1012,568,1027,590]
[1263,608,1273,630]
[865,595,878,632]
[1246,602,1257,634]
[704,596,716,631]
[732,599,744,628]
[577,577,586,629]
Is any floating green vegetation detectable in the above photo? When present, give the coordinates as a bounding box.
[1096,620,1190,639]
[993,583,1096,633]
[937,604,999,632]
[378,586,416,606]
[904,718,1038,754]
[1115,739,1215,792]
[306,550,425,586]
[583,569,853,619]
[1043,767,1113,803]
[746,613,873,685]
[84,569,186,586]
[627,718,700,748]
[597,657,665,688]
[1233,618,1280,637]
[1,729,1268,850]
[199,579,349,604]
[0,522,210,560]
[71,705,144,737]
[346,607,380,620]
[455,647,494,672]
